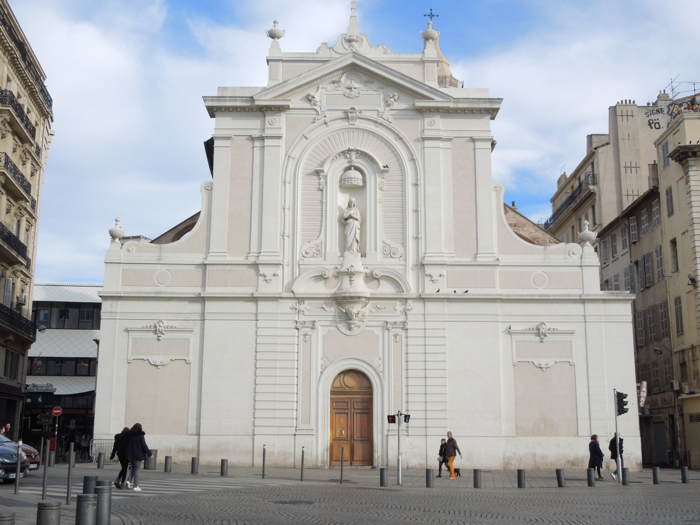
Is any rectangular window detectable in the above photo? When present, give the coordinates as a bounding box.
[655,245,664,281]
[666,186,674,217]
[611,233,618,258]
[660,302,670,338]
[76,359,90,376]
[60,359,75,376]
[30,357,46,376]
[647,307,657,341]
[629,216,638,242]
[46,358,61,376]
[601,238,608,264]
[643,253,654,287]
[651,199,661,225]
[4,351,18,380]
[621,224,629,251]
[613,273,621,291]
[636,310,646,346]
[634,260,642,291]
[675,296,684,336]
[640,208,649,234]
[661,141,670,168]
[591,204,597,226]
[624,266,631,291]
[671,238,679,272]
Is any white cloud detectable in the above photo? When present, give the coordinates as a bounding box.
[11,0,348,283]
[452,0,700,196]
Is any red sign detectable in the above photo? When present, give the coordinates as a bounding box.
[51,406,62,417]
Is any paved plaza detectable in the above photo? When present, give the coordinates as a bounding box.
[0,463,698,524]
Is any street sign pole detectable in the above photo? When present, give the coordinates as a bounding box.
[614,389,621,484]
[397,411,402,486]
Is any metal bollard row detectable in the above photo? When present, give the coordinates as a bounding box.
[473,468,481,489]
[164,455,172,473]
[36,501,60,525]
[191,457,199,475]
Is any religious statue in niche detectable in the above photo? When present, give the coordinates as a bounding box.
[343,198,361,254]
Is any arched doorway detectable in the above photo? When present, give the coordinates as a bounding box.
[330,369,373,466]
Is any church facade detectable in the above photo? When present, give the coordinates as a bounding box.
[94,5,641,469]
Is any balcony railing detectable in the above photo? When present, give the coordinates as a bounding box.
[0,302,35,340]
[545,175,596,229]
[0,220,27,260]
[0,89,36,139]
[0,152,32,197]
[0,8,52,109]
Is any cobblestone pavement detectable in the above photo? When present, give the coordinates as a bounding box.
[0,463,698,524]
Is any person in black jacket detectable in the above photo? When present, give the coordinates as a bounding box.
[110,427,130,489]
[125,423,152,492]
[437,438,448,478]
[588,434,604,480]
[609,433,624,480]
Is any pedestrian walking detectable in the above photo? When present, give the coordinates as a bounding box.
[79,433,90,461]
[445,431,462,480]
[125,423,152,492]
[437,438,448,478]
[111,427,131,489]
[609,433,623,480]
[588,434,604,480]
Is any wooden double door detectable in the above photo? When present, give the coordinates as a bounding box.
[330,370,373,466]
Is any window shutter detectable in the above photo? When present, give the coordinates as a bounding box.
[2,278,12,307]
[629,216,638,242]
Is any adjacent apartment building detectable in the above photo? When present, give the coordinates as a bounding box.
[0,1,53,438]
[655,100,700,468]
[545,94,669,241]
[24,284,100,454]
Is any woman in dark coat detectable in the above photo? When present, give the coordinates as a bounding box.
[125,423,151,491]
[588,434,604,480]
[110,427,130,489]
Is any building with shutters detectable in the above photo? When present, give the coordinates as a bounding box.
[0,0,53,439]
[93,3,639,469]
[24,284,100,457]
[545,94,670,243]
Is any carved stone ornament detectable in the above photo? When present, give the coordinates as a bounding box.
[346,107,360,125]
[425,271,445,284]
[0,118,11,139]
[300,239,322,259]
[381,92,400,122]
[382,240,404,259]
[152,319,171,341]
[306,87,326,122]
[258,270,279,283]
[505,322,575,343]
[335,296,369,336]
[290,300,310,314]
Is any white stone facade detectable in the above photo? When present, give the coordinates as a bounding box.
[94,6,641,469]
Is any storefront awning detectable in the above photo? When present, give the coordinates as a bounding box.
[26,376,95,396]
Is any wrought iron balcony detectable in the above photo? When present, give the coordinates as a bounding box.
[0,89,36,139]
[0,8,52,109]
[0,152,32,198]
[544,175,596,229]
[0,302,35,340]
[0,220,27,260]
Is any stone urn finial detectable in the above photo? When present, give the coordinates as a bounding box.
[266,20,285,41]
[109,217,124,242]
[578,220,596,245]
[421,20,438,42]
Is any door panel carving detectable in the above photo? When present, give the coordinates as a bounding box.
[330,370,373,466]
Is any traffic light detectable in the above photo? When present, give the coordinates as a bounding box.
[387,415,396,424]
[616,391,629,415]
[403,414,410,424]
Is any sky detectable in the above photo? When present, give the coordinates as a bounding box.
[10,0,700,283]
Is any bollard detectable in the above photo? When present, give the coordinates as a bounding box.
[425,468,434,488]
[65,443,74,504]
[95,486,111,525]
[145,449,157,470]
[556,468,565,488]
[164,456,172,473]
[652,466,660,485]
[95,480,110,487]
[517,469,526,489]
[96,453,104,469]
[41,445,49,500]
[473,469,482,489]
[0,512,13,524]
[587,468,595,487]
[262,445,266,479]
[48,450,55,467]
[36,501,61,525]
[82,476,97,495]
[14,439,21,495]
[622,468,629,486]
[339,447,344,484]
[75,493,97,525]
[379,467,388,487]
[220,459,228,477]
[300,447,304,482]
[191,457,199,475]
[681,466,689,484]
